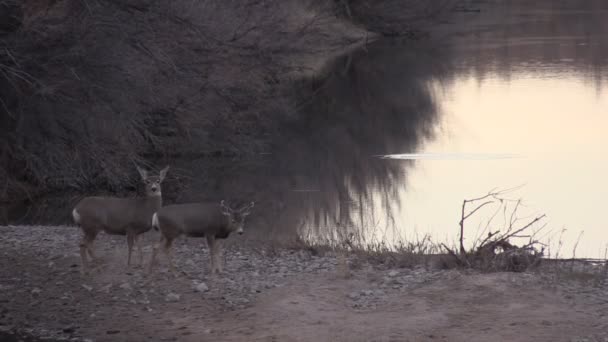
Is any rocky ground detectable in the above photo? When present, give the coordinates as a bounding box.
[1,225,608,342]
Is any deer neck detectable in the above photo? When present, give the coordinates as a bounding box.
[141,193,162,211]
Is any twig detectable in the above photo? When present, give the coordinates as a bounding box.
[478,230,500,249]
[461,200,494,222]
[500,214,546,241]
[441,243,468,267]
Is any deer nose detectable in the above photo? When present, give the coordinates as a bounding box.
[151,186,157,192]
[238,231,244,235]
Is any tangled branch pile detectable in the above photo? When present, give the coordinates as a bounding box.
[443,187,547,272]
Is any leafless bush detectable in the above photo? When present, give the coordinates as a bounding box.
[442,187,547,272]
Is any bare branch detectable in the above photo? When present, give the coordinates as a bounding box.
[462,200,494,222]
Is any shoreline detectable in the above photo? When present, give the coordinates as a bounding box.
[1,225,607,341]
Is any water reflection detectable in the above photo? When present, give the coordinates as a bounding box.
[177,39,453,245]
[398,0,608,258]
[250,0,608,255]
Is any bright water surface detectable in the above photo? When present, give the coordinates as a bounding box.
[383,1,608,258]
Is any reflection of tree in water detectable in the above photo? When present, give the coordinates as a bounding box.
[257,39,455,244]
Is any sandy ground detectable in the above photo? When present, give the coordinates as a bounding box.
[1,226,607,342]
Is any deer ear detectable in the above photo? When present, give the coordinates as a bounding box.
[220,200,232,216]
[159,165,170,181]
[136,166,148,180]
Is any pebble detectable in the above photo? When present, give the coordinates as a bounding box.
[100,284,112,293]
[194,282,209,293]
[119,283,132,291]
[348,292,360,300]
[62,326,75,334]
[165,293,181,302]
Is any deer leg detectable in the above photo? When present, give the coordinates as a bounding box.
[86,243,97,262]
[85,230,99,262]
[127,231,135,267]
[163,237,176,275]
[79,238,89,274]
[216,239,224,274]
[206,235,217,274]
[148,234,164,273]
[79,231,96,274]
[134,234,144,266]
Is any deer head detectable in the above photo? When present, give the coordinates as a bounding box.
[220,200,255,235]
[137,165,169,196]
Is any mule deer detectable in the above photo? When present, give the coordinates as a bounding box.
[72,165,169,274]
[148,200,254,274]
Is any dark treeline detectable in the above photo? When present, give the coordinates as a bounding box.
[0,0,359,203]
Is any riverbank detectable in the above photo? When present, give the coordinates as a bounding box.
[1,225,607,342]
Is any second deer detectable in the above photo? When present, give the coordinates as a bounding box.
[148,200,255,275]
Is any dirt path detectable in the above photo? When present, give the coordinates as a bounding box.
[203,272,608,342]
[1,226,607,342]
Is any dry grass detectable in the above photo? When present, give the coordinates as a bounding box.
[279,188,607,286]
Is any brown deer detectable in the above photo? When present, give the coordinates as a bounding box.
[72,165,169,274]
[148,200,254,275]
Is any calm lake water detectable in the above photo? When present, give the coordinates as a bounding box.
[388,1,608,258]
[292,0,608,258]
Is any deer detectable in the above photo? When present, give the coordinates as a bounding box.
[148,200,255,275]
[72,165,169,274]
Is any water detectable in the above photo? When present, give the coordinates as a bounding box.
[382,0,608,258]
[3,0,607,259]
[293,0,608,258]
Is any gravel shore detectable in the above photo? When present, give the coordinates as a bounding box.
[1,225,607,342]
